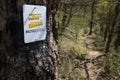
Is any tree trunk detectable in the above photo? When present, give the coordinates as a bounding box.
[104,6,111,41]
[114,24,120,51]
[0,0,59,80]
[89,0,95,35]
[105,0,120,53]
[104,25,109,41]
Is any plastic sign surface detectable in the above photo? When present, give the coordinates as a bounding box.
[23,4,46,43]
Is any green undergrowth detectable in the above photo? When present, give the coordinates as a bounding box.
[58,32,87,80]
[58,15,89,79]
[89,24,120,79]
[59,16,88,59]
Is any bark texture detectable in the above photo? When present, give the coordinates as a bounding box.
[0,0,59,80]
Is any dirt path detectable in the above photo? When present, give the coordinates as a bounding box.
[85,35,106,80]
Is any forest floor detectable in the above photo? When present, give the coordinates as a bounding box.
[85,34,106,80]
[58,15,107,79]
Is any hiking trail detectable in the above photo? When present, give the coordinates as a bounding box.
[85,35,106,80]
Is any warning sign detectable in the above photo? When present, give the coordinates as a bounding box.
[23,5,46,43]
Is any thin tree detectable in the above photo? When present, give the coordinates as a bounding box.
[89,0,95,35]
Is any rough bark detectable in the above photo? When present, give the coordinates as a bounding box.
[0,0,59,80]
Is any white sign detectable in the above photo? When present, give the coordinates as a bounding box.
[23,4,46,43]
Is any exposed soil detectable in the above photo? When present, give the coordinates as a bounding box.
[85,35,106,80]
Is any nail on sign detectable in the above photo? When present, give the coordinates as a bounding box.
[23,4,46,43]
